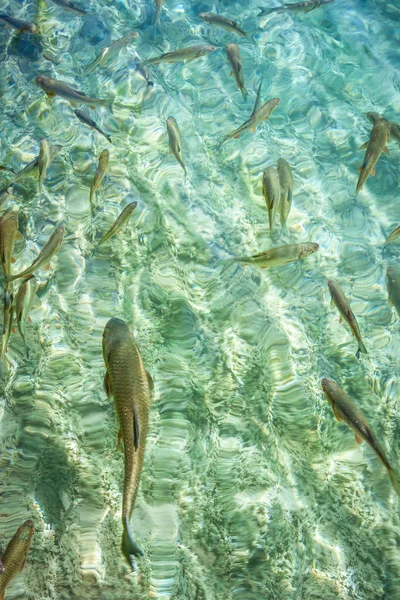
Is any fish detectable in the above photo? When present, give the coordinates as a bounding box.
[277,158,294,226]
[0,519,34,600]
[0,291,14,362]
[262,166,281,232]
[38,139,51,194]
[0,144,62,197]
[15,276,39,357]
[385,225,400,245]
[102,318,153,566]
[356,118,390,193]
[199,12,247,36]
[222,242,319,271]
[142,44,217,66]
[387,266,400,318]
[321,377,400,495]
[89,149,110,216]
[258,0,334,16]
[0,14,38,33]
[131,58,154,87]
[74,110,112,144]
[251,78,263,118]
[0,211,23,278]
[222,97,280,141]
[166,117,186,175]
[328,279,367,358]
[6,225,64,282]
[226,43,247,101]
[49,0,86,15]
[93,202,137,251]
[35,75,113,110]
[366,112,400,144]
[155,0,164,22]
[85,31,139,73]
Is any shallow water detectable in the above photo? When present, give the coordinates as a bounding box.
[0,0,400,598]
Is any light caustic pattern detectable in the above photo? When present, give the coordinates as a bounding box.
[0,0,400,598]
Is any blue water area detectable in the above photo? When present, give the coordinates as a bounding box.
[0,0,399,599]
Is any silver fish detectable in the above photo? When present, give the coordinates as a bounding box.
[35,75,113,110]
[90,149,110,216]
[38,139,51,194]
[16,275,39,357]
[226,43,247,101]
[328,279,367,358]
[0,144,62,197]
[277,158,294,226]
[142,44,217,66]
[262,166,281,231]
[258,0,334,16]
[223,97,280,141]
[199,12,247,36]
[85,31,139,73]
[166,117,186,175]
[74,110,112,144]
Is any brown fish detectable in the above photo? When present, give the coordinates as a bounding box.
[0,211,23,277]
[6,225,64,282]
[0,520,34,600]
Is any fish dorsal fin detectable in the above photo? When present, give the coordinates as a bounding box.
[383,146,390,155]
[359,142,368,150]
[133,404,139,451]
[251,77,263,118]
[15,231,24,241]
[146,370,154,392]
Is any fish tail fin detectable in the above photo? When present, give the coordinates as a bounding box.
[100,98,114,113]
[219,258,237,275]
[356,341,367,359]
[388,468,400,496]
[122,516,143,568]
[241,87,248,101]
[258,6,277,16]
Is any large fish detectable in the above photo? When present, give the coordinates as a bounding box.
[0,211,23,278]
[0,14,38,33]
[0,519,34,600]
[35,75,113,110]
[15,275,39,357]
[6,225,64,282]
[166,117,186,175]
[277,158,294,226]
[199,12,246,36]
[321,377,400,495]
[49,0,86,15]
[0,144,62,197]
[258,0,334,16]
[222,242,318,271]
[74,110,112,144]
[328,279,367,358]
[90,149,110,216]
[142,44,217,65]
[387,266,400,318]
[102,318,153,566]
[366,112,400,145]
[262,166,281,232]
[226,43,247,101]
[93,202,137,251]
[356,118,390,193]
[222,97,280,141]
[85,31,139,73]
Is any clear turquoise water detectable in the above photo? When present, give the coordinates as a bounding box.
[0,0,400,598]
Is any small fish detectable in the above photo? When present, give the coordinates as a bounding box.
[102,318,153,566]
[0,519,34,600]
[16,276,39,357]
[262,166,281,231]
[94,202,137,251]
[277,158,294,226]
[90,150,110,216]
[251,78,263,118]
[321,377,400,495]
[0,14,38,33]
[199,12,247,36]
[85,31,139,73]
[226,43,247,101]
[366,112,400,145]
[38,139,51,194]
[166,117,186,175]
[155,0,164,22]
[35,75,113,110]
[74,110,112,144]
[223,242,319,271]
[328,279,367,358]
[258,0,334,16]
[387,266,400,318]
[6,225,64,282]
[49,0,86,15]
[0,291,14,362]
[0,144,62,197]
[142,44,217,66]
[356,118,390,193]
[385,225,400,245]
[223,97,280,141]
[0,211,23,278]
